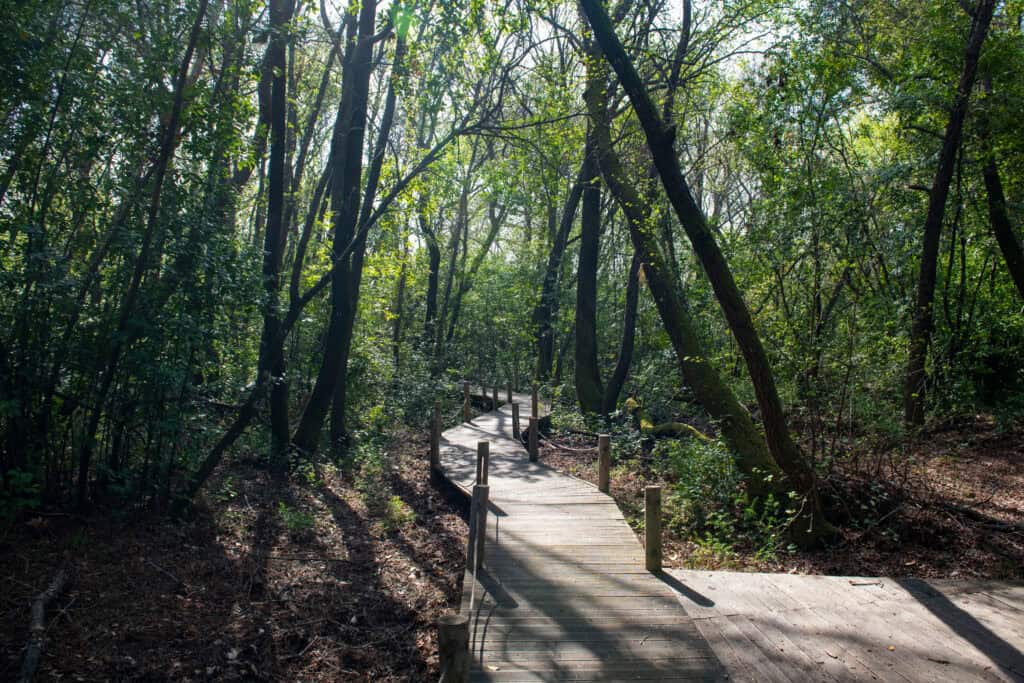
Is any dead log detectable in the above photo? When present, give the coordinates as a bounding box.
[17,561,73,683]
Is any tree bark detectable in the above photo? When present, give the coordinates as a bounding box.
[575,135,604,413]
[329,34,406,450]
[602,252,640,414]
[533,167,584,380]
[291,1,376,455]
[981,155,1024,300]
[259,0,296,469]
[904,0,995,425]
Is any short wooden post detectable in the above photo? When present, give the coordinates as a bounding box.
[468,483,490,571]
[430,401,441,470]
[506,381,512,403]
[531,383,539,419]
[598,434,611,493]
[438,613,470,682]
[511,402,521,440]
[476,441,489,485]
[462,380,470,422]
[645,486,662,571]
[528,416,539,462]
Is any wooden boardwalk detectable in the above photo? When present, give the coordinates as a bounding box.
[437,394,725,681]
[671,570,1024,682]
[436,395,1023,682]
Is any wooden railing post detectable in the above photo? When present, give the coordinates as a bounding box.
[598,434,611,493]
[512,402,521,440]
[528,416,538,462]
[531,383,539,419]
[462,380,470,423]
[468,483,489,572]
[493,383,499,409]
[438,613,470,682]
[476,441,490,485]
[430,401,441,470]
[645,486,662,571]
[506,381,512,403]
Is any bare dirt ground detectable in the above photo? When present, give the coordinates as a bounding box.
[540,416,1024,580]
[1,429,465,682]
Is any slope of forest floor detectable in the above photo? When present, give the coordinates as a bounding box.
[0,430,464,682]
[541,415,1023,580]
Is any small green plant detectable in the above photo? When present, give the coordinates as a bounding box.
[277,502,316,539]
[353,439,390,512]
[382,495,416,533]
[214,476,238,502]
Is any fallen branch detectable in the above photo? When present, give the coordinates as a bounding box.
[17,561,73,683]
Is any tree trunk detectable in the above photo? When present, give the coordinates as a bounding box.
[602,252,640,414]
[259,0,296,469]
[329,34,406,450]
[904,0,995,425]
[575,135,604,413]
[534,168,584,380]
[579,0,834,544]
[291,2,376,455]
[981,155,1024,300]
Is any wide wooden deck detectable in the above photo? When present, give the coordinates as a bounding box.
[436,395,1024,682]
[672,570,1024,682]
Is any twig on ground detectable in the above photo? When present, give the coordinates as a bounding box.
[17,560,73,683]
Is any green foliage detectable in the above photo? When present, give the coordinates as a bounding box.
[0,469,41,525]
[353,438,391,513]
[382,495,416,533]
[277,502,316,539]
[656,438,794,561]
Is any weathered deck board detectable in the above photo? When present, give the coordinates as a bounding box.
[670,570,1024,682]
[438,395,725,681]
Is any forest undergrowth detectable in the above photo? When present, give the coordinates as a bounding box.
[541,410,1023,580]
[0,430,464,682]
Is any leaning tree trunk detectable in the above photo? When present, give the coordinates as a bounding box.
[582,43,784,506]
[904,0,995,426]
[579,0,834,545]
[75,0,210,508]
[982,156,1024,300]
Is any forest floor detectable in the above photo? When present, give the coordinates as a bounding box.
[2,417,1021,681]
[542,414,1024,581]
[0,429,464,682]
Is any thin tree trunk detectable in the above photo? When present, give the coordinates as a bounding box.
[602,252,640,414]
[904,0,995,425]
[534,167,584,380]
[330,34,406,450]
[981,155,1024,300]
[574,135,604,413]
[291,3,375,455]
[259,0,296,469]
[76,0,210,507]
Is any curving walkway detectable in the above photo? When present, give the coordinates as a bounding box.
[438,394,725,681]
[437,395,1024,682]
